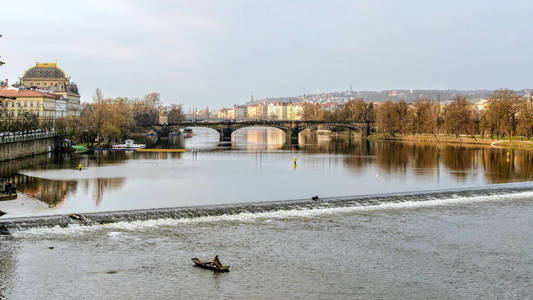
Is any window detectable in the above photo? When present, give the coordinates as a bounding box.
[30,102,33,108]
[24,102,27,107]
[37,82,40,86]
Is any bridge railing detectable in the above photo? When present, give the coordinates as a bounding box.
[161,120,373,126]
[0,132,59,144]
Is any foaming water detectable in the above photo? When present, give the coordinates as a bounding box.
[10,188,533,238]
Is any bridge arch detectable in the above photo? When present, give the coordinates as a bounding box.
[169,125,223,137]
[231,125,291,146]
[231,124,291,134]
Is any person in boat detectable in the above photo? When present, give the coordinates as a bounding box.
[212,255,222,268]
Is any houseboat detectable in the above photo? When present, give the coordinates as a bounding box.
[112,139,146,149]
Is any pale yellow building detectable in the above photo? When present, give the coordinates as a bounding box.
[247,103,267,120]
[22,62,80,116]
[0,89,60,119]
[218,108,234,119]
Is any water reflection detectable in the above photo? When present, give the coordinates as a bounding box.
[233,127,285,150]
[5,128,533,213]
[18,176,76,206]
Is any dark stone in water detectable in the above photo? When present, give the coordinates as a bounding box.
[0,210,5,217]
[106,270,118,274]
[0,224,9,235]
[49,246,54,249]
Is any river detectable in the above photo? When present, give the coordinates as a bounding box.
[1,128,532,299]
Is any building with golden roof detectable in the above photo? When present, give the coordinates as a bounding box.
[21,61,80,116]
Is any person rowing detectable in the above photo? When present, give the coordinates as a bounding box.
[212,255,222,268]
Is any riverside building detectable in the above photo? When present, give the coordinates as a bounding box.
[0,89,61,119]
[20,61,80,116]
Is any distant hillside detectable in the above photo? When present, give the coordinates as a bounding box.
[246,89,532,105]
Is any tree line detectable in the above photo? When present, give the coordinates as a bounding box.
[302,89,533,140]
[74,89,184,146]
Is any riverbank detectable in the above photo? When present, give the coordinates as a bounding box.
[368,133,533,149]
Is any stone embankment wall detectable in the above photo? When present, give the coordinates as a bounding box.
[0,137,56,161]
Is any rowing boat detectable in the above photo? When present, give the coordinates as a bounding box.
[191,258,230,272]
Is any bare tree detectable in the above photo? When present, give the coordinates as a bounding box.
[444,95,472,138]
[167,104,185,123]
[485,89,522,141]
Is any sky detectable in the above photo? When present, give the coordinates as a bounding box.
[1,0,532,109]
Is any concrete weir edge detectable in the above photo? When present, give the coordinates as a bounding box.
[1,182,533,235]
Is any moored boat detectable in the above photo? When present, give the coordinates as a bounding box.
[191,257,230,272]
[72,145,89,153]
[183,128,196,138]
[112,139,146,149]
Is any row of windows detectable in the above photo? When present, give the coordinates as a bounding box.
[0,101,42,108]
[0,110,40,117]
[29,82,59,86]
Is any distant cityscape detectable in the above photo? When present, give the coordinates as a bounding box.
[188,88,533,121]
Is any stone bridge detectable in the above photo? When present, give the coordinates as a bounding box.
[150,120,373,144]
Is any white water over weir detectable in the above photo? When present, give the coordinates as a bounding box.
[2,182,533,235]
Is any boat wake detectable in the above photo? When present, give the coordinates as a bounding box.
[2,182,533,236]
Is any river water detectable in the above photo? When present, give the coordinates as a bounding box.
[1,128,532,299]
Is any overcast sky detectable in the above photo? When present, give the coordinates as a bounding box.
[1,0,532,109]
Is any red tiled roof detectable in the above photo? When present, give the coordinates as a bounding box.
[0,89,60,99]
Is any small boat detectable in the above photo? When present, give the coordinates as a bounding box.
[191,258,230,272]
[183,128,196,138]
[72,145,89,153]
[112,139,146,149]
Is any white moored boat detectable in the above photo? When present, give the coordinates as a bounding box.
[112,139,146,149]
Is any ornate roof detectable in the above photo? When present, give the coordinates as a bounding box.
[0,89,60,99]
[22,62,67,79]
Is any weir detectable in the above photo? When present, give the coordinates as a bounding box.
[1,182,532,234]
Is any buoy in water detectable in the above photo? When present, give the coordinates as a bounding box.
[78,164,82,170]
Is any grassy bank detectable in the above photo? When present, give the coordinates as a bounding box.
[368,133,533,149]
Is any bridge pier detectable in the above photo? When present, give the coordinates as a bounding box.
[219,128,233,143]
[285,130,299,145]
